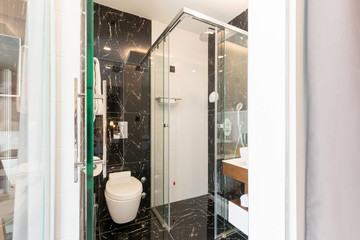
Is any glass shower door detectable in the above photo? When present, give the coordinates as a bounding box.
[77,0,96,238]
[83,0,95,238]
[150,36,170,229]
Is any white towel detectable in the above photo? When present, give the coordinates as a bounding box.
[93,57,103,119]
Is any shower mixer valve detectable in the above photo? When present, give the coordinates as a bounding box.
[114,121,128,139]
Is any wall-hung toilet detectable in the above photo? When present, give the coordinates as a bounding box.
[105,171,142,224]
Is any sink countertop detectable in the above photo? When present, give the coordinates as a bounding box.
[222,158,248,169]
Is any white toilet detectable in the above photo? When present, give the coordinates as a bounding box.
[105,171,142,224]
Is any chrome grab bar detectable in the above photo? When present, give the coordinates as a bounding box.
[74,78,107,182]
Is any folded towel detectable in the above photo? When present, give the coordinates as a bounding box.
[93,57,103,120]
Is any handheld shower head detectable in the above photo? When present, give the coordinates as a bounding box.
[236,102,243,111]
[236,102,243,126]
[234,102,245,157]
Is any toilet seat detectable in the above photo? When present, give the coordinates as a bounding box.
[105,176,142,201]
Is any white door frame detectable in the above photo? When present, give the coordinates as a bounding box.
[248,0,306,239]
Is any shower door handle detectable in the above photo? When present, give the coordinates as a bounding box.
[74,77,83,183]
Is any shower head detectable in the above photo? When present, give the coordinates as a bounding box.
[236,102,243,111]
[235,102,245,152]
[125,51,145,66]
[199,27,215,42]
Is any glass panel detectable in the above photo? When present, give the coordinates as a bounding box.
[166,17,216,234]
[79,0,87,239]
[215,27,227,238]
[225,28,248,235]
[163,35,170,230]
[0,0,53,239]
[79,0,86,166]
[217,27,249,237]
[151,38,169,227]
[85,0,94,239]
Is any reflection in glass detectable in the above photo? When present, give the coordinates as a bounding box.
[0,0,53,239]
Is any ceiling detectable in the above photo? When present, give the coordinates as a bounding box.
[94,0,248,25]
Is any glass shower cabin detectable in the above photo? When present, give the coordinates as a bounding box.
[148,8,248,238]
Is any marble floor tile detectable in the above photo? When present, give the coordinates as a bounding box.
[194,194,215,214]
[99,208,157,235]
[100,217,173,240]
[222,231,248,240]
[168,208,245,240]
[98,194,248,240]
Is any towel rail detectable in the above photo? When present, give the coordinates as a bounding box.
[74,78,107,182]
[102,80,107,178]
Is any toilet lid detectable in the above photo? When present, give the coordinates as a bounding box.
[105,176,142,201]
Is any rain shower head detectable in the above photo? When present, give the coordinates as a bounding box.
[199,27,215,42]
[125,51,146,66]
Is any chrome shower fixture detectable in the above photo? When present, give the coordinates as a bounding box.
[199,27,215,42]
[236,102,243,111]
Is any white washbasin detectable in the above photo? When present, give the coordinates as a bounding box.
[222,158,248,169]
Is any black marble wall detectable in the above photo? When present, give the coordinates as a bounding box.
[228,9,248,32]
[93,3,151,236]
[208,9,248,199]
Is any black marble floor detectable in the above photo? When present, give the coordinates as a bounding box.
[98,194,248,240]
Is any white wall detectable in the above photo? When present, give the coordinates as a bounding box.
[288,0,306,239]
[151,21,208,203]
[248,0,287,239]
